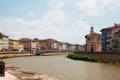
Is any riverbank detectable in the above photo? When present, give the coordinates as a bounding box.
[0,64,58,80]
[67,54,120,64]
[40,52,72,56]
[0,53,34,59]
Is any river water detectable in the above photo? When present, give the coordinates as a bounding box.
[3,55,120,80]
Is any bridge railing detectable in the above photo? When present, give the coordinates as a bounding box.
[34,50,75,55]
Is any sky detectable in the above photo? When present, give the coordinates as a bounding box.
[0,0,120,44]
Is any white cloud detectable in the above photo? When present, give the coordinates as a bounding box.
[41,9,68,26]
[63,20,90,44]
[0,7,70,41]
[76,0,104,16]
[27,10,35,17]
[0,0,97,44]
[75,0,120,16]
[0,17,90,44]
[101,0,120,5]
[15,18,29,26]
[101,0,111,5]
[49,0,64,9]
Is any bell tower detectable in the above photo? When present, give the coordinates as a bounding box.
[90,26,94,33]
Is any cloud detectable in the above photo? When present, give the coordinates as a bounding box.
[15,18,29,26]
[101,0,120,5]
[27,10,35,17]
[76,0,104,16]
[101,0,111,5]
[41,9,68,26]
[0,0,94,44]
[61,19,90,44]
[49,0,64,9]
[0,10,90,44]
[0,7,70,40]
[75,0,120,16]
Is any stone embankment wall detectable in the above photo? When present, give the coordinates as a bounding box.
[0,52,33,58]
[41,52,72,56]
[75,52,120,61]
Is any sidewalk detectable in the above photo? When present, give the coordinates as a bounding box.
[0,71,20,80]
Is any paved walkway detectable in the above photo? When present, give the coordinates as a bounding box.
[0,71,20,80]
[0,64,58,80]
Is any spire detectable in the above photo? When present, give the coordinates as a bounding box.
[90,26,94,33]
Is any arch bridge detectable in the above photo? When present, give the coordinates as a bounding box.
[34,50,75,56]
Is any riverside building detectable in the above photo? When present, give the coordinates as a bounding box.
[85,27,102,52]
[101,23,120,52]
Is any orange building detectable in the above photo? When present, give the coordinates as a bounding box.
[39,38,59,50]
[85,27,102,52]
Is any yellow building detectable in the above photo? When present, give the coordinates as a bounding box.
[19,42,24,51]
[9,39,24,51]
[0,39,3,51]
[9,39,19,51]
[13,40,19,51]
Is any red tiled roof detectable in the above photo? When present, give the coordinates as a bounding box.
[39,38,58,43]
[19,38,32,42]
[85,32,101,38]
[9,39,18,41]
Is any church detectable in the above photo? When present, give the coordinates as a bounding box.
[85,27,102,52]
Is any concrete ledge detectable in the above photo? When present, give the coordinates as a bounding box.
[4,64,57,80]
[0,71,20,80]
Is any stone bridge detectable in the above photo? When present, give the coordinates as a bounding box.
[34,50,74,56]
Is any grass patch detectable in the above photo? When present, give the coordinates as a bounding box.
[100,60,111,63]
[0,56,13,59]
[67,54,114,63]
[67,54,98,62]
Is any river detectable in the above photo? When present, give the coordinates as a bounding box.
[3,55,120,80]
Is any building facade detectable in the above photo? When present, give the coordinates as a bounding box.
[75,44,85,51]
[85,27,102,52]
[112,28,120,52]
[19,42,24,51]
[0,39,2,51]
[101,23,120,52]
[0,33,3,51]
[9,39,24,51]
[68,44,75,51]
[19,38,33,51]
[34,38,41,50]
[2,34,9,51]
[39,39,59,50]
[59,42,68,50]
[13,40,19,51]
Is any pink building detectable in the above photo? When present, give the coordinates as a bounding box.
[85,27,102,52]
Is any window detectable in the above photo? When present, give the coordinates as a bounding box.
[107,41,110,45]
[88,38,90,41]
